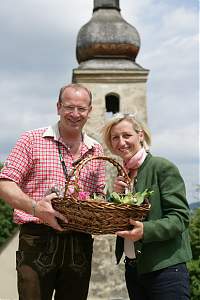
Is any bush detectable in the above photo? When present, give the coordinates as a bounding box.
[0,162,18,249]
[188,208,200,299]
[188,259,200,299]
[189,208,200,260]
[0,198,18,249]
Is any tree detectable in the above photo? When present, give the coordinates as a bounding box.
[0,162,18,249]
[188,208,200,299]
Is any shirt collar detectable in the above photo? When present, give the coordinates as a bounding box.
[43,123,60,141]
[42,122,99,149]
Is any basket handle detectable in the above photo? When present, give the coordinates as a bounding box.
[64,156,131,198]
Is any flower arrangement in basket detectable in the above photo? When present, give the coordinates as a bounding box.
[52,156,152,235]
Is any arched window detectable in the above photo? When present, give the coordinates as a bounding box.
[105,93,120,115]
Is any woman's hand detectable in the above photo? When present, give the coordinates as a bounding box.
[116,219,144,241]
[113,176,129,193]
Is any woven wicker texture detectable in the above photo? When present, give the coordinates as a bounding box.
[52,156,151,234]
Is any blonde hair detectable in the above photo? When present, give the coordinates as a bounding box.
[102,114,151,153]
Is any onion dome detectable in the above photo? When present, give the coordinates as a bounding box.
[76,0,141,64]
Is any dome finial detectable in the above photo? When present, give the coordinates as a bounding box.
[76,0,140,64]
[94,0,120,12]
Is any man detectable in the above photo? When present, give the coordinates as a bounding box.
[0,83,105,300]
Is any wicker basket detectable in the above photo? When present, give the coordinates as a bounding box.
[52,156,151,235]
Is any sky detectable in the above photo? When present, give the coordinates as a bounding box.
[0,0,199,203]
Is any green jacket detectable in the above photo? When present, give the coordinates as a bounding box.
[115,153,192,274]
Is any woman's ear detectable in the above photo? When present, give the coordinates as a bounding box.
[138,130,144,143]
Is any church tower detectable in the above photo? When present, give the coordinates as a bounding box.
[72,2,149,298]
[72,0,149,140]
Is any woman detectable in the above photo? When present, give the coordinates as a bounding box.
[102,114,192,300]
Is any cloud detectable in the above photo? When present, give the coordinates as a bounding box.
[151,124,199,203]
[151,124,199,163]
[162,6,198,35]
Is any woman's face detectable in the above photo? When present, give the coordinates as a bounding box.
[110,120,143,161]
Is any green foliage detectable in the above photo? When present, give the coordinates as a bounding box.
[190,208,200,259]
[187,260,200,299]
[188,208,200,299]
[109,189,153,205]
[0,162,18,249]
[0,198,18,248]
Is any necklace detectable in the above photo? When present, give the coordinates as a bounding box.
[57,141,95,179]
[57,142,70,180]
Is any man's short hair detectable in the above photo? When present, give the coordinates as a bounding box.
[58,83,92,105]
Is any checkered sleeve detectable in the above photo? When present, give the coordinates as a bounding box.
[0,131,33,184]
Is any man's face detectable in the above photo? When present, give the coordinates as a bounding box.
[57,87,92,133]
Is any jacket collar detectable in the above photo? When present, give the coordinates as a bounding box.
[137,152,152,174]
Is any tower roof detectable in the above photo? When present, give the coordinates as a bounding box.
[76,0,141,64]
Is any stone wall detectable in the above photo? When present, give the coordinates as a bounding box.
[73,67,148,300]
[88,235,129,300]
[73,68,149,140]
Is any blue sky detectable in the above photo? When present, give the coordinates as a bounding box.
[0,0,199,203]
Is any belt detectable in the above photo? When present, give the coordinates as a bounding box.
[20,222,91,238]
[20,222,54,235]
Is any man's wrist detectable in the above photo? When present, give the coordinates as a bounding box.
[32,200,37,217]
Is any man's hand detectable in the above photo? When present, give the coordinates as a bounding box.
[35,193,68,231]
[116,219,144,241]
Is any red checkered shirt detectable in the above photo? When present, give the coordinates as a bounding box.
[0,123,105,224]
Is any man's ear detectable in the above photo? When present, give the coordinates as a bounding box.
[57,101,61,115]
[88,105,92,114]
